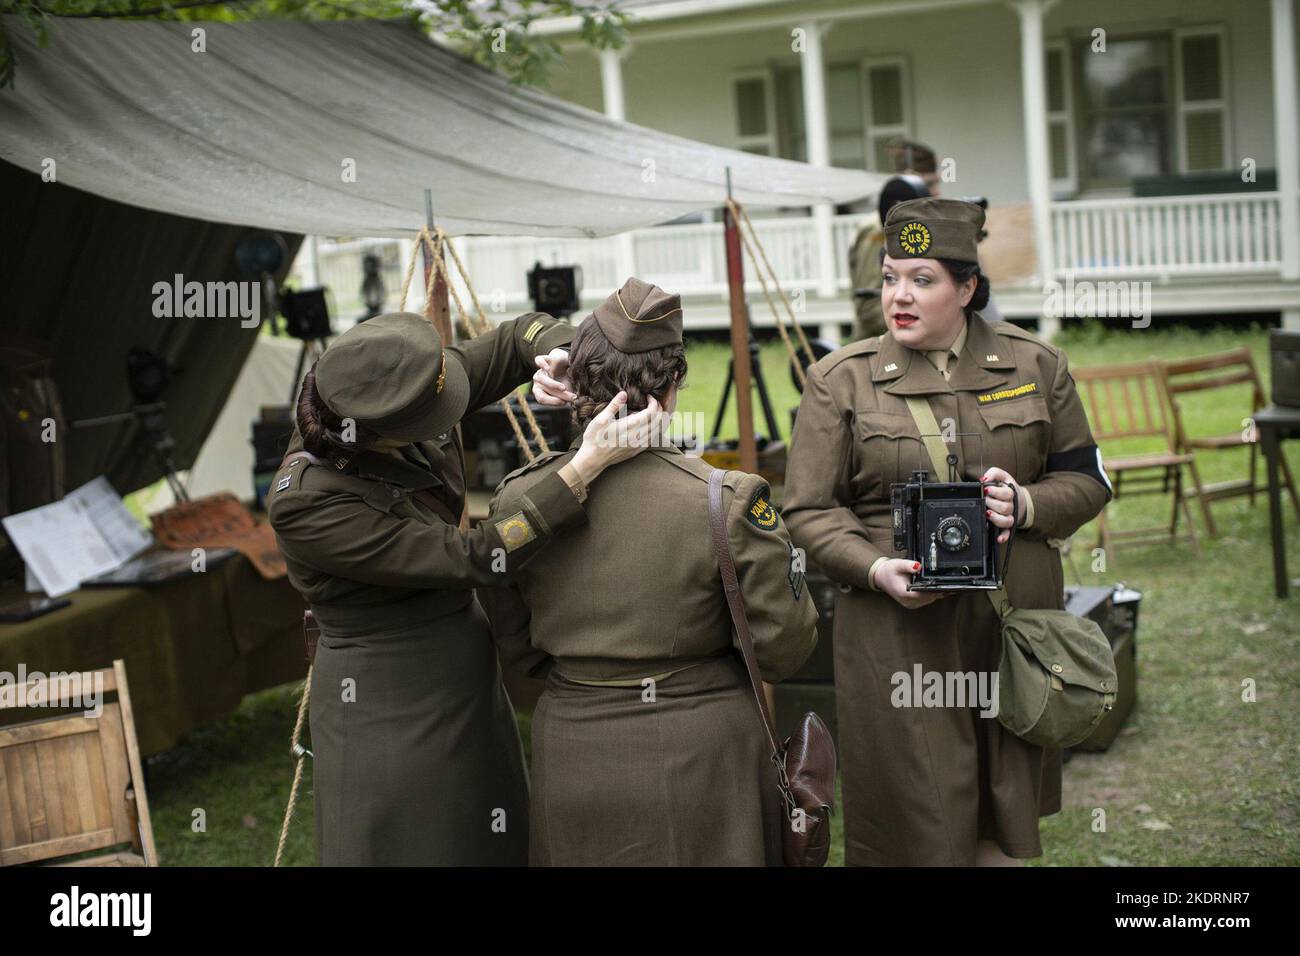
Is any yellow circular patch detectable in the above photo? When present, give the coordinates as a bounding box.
[899,221,932,256]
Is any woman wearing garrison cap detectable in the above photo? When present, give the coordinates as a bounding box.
[267,308,665,866]
[480,278,818,866]
[783,198,1112,866]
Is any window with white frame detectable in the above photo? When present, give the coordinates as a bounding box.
[1072,27,1229,189]
[731,59,910,170]
[864,58,910,172]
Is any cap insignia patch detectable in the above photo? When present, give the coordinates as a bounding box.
[899,221,932,256]
[435,361,447,395]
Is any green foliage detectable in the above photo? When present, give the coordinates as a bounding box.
[0,0,627,89]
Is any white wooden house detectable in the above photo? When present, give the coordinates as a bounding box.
[298,0,1300,338]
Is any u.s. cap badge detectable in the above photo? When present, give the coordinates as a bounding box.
[899,221,932,256]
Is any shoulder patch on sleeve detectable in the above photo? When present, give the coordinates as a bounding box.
[745,483,779,531]
[788,540,805,600]
[494,511,537,552]
[523,318,546,343]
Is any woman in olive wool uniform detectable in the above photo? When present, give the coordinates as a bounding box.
[267,309,664,866]
[783,198,1112,866]
[481,278,819,867]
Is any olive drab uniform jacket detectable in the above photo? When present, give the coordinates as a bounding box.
[266,311,579,866]
[268,312,581,608]
[782,312,1112,865]
[481,443,819,685]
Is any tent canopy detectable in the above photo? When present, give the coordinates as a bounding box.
[0,16,880,238]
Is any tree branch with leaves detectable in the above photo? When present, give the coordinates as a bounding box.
[0,0,627,89]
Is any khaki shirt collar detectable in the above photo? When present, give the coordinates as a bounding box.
[875,312,1013,395]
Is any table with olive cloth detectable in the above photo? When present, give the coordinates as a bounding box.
[0,554,307,756]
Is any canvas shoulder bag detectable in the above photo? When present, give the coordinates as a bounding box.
[901,394,1118,749]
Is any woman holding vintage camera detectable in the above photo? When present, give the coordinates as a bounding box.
[783,197,1111,866]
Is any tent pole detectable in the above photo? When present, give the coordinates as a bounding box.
[723,168,758,474]
[421,189,453,343]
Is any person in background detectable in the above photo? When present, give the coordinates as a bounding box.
[849,137,943,342]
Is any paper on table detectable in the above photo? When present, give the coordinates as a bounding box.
[2,476,153,598]
[67,476,153,564]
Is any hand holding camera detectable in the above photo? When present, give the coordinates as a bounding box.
[981,466,1025,545]
[889,462,1022,593]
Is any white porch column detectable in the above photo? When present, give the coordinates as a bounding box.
[301,235,320,288]
[1272,0,1300,330]
[600,47,637,286]
[799,21,839,340]
[1012,0,1059,339]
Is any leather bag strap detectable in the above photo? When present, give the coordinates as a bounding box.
[708,469,783,762]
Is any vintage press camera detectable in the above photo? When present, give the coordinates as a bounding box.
[891,463,1008,590]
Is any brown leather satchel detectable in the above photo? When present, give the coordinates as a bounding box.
[707,469,836,867]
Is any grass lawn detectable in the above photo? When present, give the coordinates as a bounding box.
[145,322,1299,866]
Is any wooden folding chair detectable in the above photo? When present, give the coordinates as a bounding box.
[1073,360,1200,556]
[1159,346,1300,537]
[0,659,157,866]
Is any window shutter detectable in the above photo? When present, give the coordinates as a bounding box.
[1177,30,1228,172]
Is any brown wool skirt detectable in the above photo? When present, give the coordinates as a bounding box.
[529,654,783,867]
[309,598,530,866]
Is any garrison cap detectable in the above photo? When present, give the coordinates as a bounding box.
[884,197,984,264]
[314,311,470,442]
[591,277,683,353]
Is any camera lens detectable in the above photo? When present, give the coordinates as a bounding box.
[936,516,971,552]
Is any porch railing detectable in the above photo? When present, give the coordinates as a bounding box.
[1050,192,1284,277]
[290,193,1290,327]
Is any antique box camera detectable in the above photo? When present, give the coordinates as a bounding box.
[891,469,1002,590]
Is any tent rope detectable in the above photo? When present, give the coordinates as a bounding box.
[724,199,817,389]
[272,665,313,867]
[396,228,548,460]
[429,229,552,456]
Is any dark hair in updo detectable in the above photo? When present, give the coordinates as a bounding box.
[936,258,991,314]
[296,362,379,460]
[566,314,687,430]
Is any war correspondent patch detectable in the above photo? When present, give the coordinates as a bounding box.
[747,486,778,531]
[494,511,536,552]
[523,319,545,344]
[899,221,932,256]
[976,382,1038,405]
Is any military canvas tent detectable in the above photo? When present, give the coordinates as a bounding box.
[0,16,878,495]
